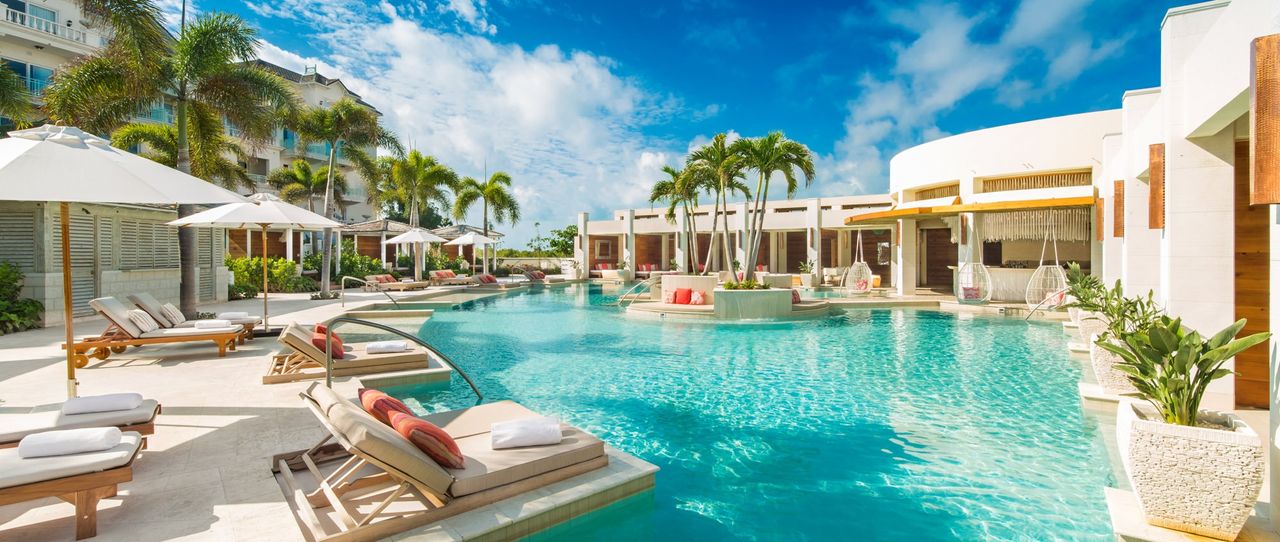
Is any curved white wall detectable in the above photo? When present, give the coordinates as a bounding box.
[888,110,1122,195]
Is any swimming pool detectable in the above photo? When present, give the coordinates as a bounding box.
[387,283,1115,541]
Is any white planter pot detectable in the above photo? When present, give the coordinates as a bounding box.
[1077,312,1107,344]
[1117,403,1264,540]
[800,274,814,287]
[1088,340,1138,395]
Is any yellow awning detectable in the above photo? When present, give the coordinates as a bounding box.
[844,195,1096,225]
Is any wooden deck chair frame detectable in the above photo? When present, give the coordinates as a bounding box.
[0,403,161,450]
[0,449,139,540]
[127,292,257,344]
[262,326,429,385]
[271,399,608,542]
[63,319,240,368]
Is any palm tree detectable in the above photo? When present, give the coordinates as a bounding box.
[453,172,520,273]
[267,159,346,214]
[649,165,702,273]
[370,151,456,280]
[110,110,253,191]
[732,132,815,281]
[0,67,33,124]
[687,133,750,275]
[292,98,401,293]
[46,12,297,316]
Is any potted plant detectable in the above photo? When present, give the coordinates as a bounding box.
[1087,285,1161,395]
[1063,262,1103,329]
[797,260,816,288]
[1102,317,1270,539]
[616,258,632,281]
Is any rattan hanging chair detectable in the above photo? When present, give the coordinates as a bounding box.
[1025,223,1068,310]
[844,231,873,295]
[954,262,991,304]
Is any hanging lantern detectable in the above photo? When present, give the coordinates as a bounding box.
[845,230,873,295]
[1025,221,1068,310]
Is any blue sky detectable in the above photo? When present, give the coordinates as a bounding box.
[187,0,1183,246]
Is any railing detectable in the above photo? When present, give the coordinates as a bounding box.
[615,275,659,309]
[323,316,483,402]
[21,76,47,97]
[339,276,401,308]
[134,106,172,124]
[4,8,92,44]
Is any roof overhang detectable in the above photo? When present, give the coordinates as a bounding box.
[845,194,1096,225]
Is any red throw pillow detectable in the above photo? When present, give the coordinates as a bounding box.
[358,388,412,425]
[442,270,455,278]
[791,289,801,304]
[314,324,327,335]
[388,411,465,469]
[311,332,345,359]
[674,288,693,305]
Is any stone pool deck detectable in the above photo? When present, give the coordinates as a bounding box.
[0,286,656,541]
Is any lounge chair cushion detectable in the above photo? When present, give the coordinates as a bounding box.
[358,388,411,424]
[0,432,141,489]
[448,424,604,497]
[138,326,239,338]
[127,309,160,333]
[421,400,540,440]
[63,393,143,415]
[388,411,465,469]
[0,400,159,443]
[327,402,454,497]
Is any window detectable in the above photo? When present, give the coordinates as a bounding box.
[27,4,54,22]
[2,58,51,94]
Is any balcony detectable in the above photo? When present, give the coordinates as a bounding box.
[133,106,172,124]
[3,8,98,46]
[21,76,48,99]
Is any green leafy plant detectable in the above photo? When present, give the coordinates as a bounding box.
[0,262,42,335]
[723,280,768,290]
[1063,262,1105,313]
[797,260,815,274]
[491,266,512,278]
[1100,317,1270,426]
[225,257,317,293]
[1095,282,1162,344]
[227,282,259,300]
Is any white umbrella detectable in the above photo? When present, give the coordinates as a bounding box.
[383,229,447,281]
[170,193,340,330]
[445,232,498,274]
[0,125,248,397]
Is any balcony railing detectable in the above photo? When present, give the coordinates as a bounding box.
[4,8,94,45]
[21,76,48,97]
[133,106,172,124]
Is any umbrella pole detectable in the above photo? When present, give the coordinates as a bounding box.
[261,225,269,332]
[60,202,77,398]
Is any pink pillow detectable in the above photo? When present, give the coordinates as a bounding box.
[311,332,345,359]
[358,388,412,425]
[674,288,692,305]
[388,411,466,469]
[663,290,675,303]
[791,289,801,304]
[690,291,705,305]
[756,264,766,271]
[962,287,981,300]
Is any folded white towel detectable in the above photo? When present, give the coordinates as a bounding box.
[365,340,410,354]
[194,319,232,329]
[62,392,144,415]
[491,417,562,449]
[401,278,414,283]
[217,312,249,320]
[19,427,123,459]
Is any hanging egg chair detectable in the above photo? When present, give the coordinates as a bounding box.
[1025,222,1069,310]
[954,262,991,304]
[844,230,873,295]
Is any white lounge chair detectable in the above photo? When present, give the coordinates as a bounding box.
[127,292,259,342]
[0,399,161,449]
[263,323,432,384]
[63,297,242,367]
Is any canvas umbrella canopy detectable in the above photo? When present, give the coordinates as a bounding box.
[170,193,340,331]
[0,124,249,397]
[445,232,498,274]
[382,229,447,281]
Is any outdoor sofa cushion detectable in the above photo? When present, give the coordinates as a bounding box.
[447,424,604,497]
[0,432,141,489]
[0,400,159,443]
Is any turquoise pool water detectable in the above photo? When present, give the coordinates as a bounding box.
[387,283,1114,541]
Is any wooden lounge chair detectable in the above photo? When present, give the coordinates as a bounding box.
[521,269,564,284]
[365,275,430,291]
[427,270,475,286]
[263,323,432,384]
[0,400,161,449]
[127,292,258,343]
[62,297,241,367]
[0,432,143,540]
[473,274,527,291]
[271,383,608,542]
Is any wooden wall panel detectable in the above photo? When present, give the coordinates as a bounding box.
[1095,197,1105,241]
[1113,181,1125,238]
[1234,141,1270,408]
[921,228,957,288]
[1149,144,1165,229]
[1254,34,1280,204]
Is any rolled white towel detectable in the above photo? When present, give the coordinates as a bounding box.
[365,340,410,354]
[217,312,249,320]
[62,392,144,415]
[490,417,562,449]
[194,319,232,329]
[19,427,123,458]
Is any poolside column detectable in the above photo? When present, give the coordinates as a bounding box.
[245,229,252,257]
[897,219,918,296]
[675,208,688,272]
[575,212,589,277]
[624,209,635,276]
[380,232,388,268]
[806,199,822,275]
[286,228,295,273]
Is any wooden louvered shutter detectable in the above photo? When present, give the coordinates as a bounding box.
[0,210,37,271]
[1113,181,1125,238]
[1149,144,1165,229]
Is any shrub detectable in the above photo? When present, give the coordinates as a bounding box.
[226,256,316,293]
[491,266,512,277]
[228,282,259,300]
[397,253,412,269]
[0,262,42,334]
[723,280,768,290]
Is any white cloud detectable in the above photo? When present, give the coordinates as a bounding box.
[438,0,498,35]
[246,1,683,246]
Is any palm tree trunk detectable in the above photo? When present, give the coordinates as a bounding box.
[744,171,768,281]
[319,141,338,295]
[482,201,489,275]
[720,185,735,277]
[687,201,701,273]
[410,200,421,281]
[174,87,199,317]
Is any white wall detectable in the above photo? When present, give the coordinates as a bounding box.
[1118,89,1164,300]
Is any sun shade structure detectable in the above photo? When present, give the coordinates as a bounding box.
[0,125,249,397]
[445,231,498,274]
[383,228,447,281]
[844,230,873,295]
[170,193,340,331]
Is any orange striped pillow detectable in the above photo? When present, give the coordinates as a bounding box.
[388,411,465,469]
[358,388,412,425]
